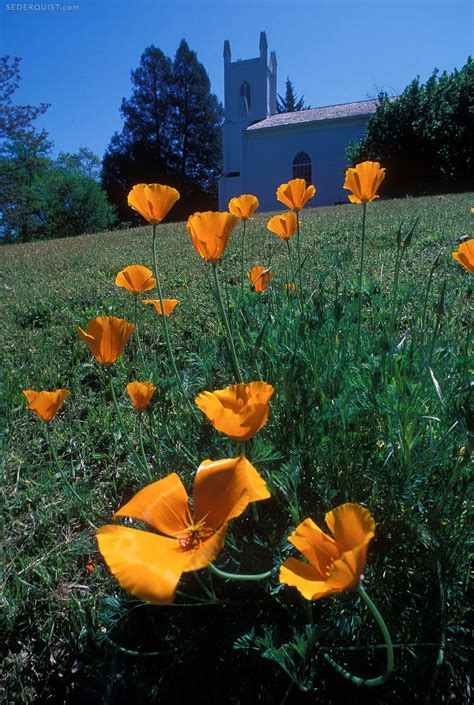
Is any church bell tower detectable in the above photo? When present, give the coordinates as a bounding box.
[218,32,277,209]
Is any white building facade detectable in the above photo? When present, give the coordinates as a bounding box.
[218,32,379,211]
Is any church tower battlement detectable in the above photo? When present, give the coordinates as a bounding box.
[219,32,277,207]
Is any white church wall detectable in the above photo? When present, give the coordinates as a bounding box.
[243,118,370,210]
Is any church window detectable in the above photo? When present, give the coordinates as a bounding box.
[240,81,251,108]
[293,152,312,184]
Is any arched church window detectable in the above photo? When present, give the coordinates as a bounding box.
[239,81,251,108]
[293,152,312,184]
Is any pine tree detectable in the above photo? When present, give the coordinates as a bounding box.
[276,77,310,113]
[168,39,223,211]
[102,42,223,221]
[0,55,49,139]
[102,46,173,220]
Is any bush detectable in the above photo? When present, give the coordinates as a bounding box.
[347,57,474,197]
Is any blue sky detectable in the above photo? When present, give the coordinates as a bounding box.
[1,0,472,159]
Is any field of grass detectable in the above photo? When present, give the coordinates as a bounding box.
[1,192,472,704]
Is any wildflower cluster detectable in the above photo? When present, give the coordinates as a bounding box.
[21,162,473,692]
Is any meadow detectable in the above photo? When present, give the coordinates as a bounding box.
[1,190,472,704]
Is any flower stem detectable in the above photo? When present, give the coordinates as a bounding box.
[138,413,153,481]
[240,219,247,296]
[211,261,243,383]
[323,584,394,687]
[388,240,402,340]
[356,202,367,358]
[208,562,273,582]
[107,369,149,475]
[133,294,146,369]
[286,239,303,312]
[151,225,198,418]
[295,211,303,299]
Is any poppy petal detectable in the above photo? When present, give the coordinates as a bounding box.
[325,503,375,553]
[193,456,270,529]
[288,518,339,578]
[96,525,189,605]
[326,543,371,591]
[279,557,335,600]
[186,524,228,570]
[114,473,189,536]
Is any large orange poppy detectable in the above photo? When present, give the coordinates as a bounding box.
[77,316,136,365]
[279,503,375,600]
[276,178,316,211]
[127,184,180,224]
[228,194,259,220]
[186,211,238,262]
[343,161,385,204]
[115,265,156,293]
[195,382,274,441]
[22,389,70,421]
[96,456,270,604]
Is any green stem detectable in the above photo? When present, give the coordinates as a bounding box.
[420,268,435,340]
[45,424,97,529]
[295,211,303,299]
[211,261,243,383]
[146,410,161,466]
[108,369,149,475]
[138,413,153,481]
[240,219,247,296]
[286,239,303,312]
[356,202,367,358]
[133,294,146,369]
[152,225,197,418]
[208,562,273,582]
[323,584,394,687]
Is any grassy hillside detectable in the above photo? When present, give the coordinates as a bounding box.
[1,192,472,704]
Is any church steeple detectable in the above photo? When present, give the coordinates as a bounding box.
[219,33,277,209]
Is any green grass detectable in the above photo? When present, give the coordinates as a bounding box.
[1,192,472,704]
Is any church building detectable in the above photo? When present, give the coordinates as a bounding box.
[218,32,379,211]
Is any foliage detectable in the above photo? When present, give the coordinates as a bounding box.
[347,57,474,197]
[57,147,102,181]
[1,193,472,703]
[0,55,49,140]
[102,43,222,221]
[277,76,310,113]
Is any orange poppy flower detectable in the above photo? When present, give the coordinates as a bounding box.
[127,184,180,224]
[126,381,156,410]
[195,382,274,441]
[96,456,270,604]
[115,265,156,294]
[77,316,136,365]
[451,239,474,273]
[276,178,316,211]
[267,212,298,240]
[285,282,296,293]
[228,194,259,220]
[279,503,375,601]
[343,161,385,204]
[186,211,238,262]
[143,298,179,317]
[247,265,274,292]
[22,388,70,421]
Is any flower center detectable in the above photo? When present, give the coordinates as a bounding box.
[175,509,214,553]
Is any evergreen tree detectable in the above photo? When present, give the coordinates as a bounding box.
[102,46,174,220]
[277,77,310,113]
[102,42,223,221]
[169,40,223,205]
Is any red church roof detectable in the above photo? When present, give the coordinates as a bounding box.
[246,99,381,130]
